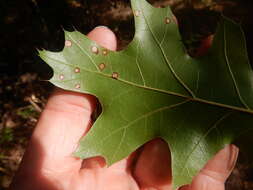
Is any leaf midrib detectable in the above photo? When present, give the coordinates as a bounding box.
[43,53,253,115]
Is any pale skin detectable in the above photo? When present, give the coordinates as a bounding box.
[10,27,239,190]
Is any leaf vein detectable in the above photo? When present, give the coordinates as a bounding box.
[223,23,249,109]
[136,40,146,86]
[66,32,99,71]
[44,53,253,115]
[179,112,233,174]
[140,2,196,98]
[100,100,191,144]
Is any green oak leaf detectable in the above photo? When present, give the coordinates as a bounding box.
[39,0,253,188]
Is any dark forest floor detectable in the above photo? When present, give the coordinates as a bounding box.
[1,0,253,189]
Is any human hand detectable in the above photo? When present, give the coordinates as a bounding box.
[10,26,238,190]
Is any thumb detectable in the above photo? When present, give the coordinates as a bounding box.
[180,145,239,190]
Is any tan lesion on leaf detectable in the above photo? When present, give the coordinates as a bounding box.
[164,17,171,24]
[112,72,119,79]
[65,40,72,47]
[99,63,106,71]
[74,67,80,73]
[134,10,141,17]
[59,74,64,80]
[102,49,109,56]
[75,84,81,89]
[91,46,99,54]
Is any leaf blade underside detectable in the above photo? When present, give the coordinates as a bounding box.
[39,0,253,188]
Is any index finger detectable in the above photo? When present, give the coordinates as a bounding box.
[16,26,117,174]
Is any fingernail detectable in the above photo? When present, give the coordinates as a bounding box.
[227,145,239,171]
[143,188,156,190]
[200,144,239,183]
[207,144,239,173]
[94,25,109,30]
[177,185,190,190]
[81,156,106,169]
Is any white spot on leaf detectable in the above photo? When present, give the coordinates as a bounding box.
[134,10,141,17]
[75,84,81,89]
[91,46,99,54]
[74,67,80,73]
[165,17,171,24]
[112,72,119,79]
[99,63,106,71]
[59,74,64,80]
[102,49,109,56]
[65,40,72,47]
